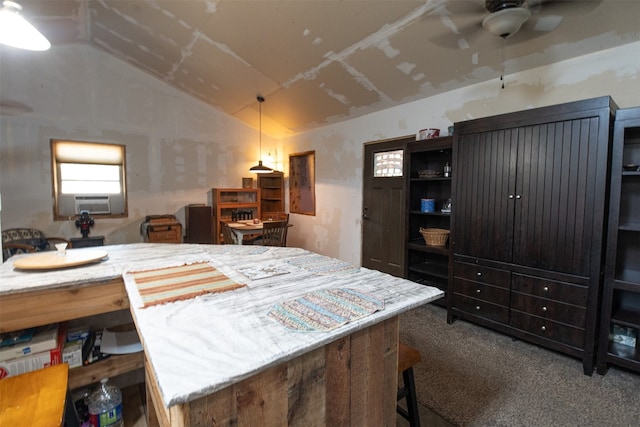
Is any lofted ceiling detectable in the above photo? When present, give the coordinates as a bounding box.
[9,0,640,136]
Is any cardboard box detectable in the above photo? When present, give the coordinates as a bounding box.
[0,323,59,362]
[63,340,83,369]
[0,324,67,379]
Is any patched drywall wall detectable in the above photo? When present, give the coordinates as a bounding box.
[1,41,639,264]
[0,44,275,244]
[282,42,640,264]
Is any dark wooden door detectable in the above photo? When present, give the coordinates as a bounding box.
[453,129,517,262]
[362,138,408,277]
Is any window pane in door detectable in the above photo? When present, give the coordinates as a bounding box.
[373,149,403,177]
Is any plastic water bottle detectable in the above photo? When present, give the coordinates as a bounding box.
[88,378,123,427]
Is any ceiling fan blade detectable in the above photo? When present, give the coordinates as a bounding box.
[429,20,486,50]
[526,0,602,17]
[424,0,487,50]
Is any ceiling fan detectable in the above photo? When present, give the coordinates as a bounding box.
[429,0,601,48]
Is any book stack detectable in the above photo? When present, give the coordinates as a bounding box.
[0,323,66,379]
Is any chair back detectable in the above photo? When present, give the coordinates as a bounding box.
[2,228,70,262]
[231,210,253,221]
[260,220,288,247]
[221,222,239,245]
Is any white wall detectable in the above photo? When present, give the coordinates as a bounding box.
[0,44,273,243]
[282,42,640,264]
[1,41,639,263]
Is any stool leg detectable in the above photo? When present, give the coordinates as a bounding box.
[403,367,420,427]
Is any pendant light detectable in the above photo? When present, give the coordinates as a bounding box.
[249,95,273,174]
[0,1,51,51]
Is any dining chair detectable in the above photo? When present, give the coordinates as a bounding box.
[221,222,239,245]
[257,220,288,247]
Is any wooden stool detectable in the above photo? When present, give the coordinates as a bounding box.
[0,363,69,427]
[397,342,421,427]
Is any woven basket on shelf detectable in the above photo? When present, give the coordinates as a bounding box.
[419,227,449,247]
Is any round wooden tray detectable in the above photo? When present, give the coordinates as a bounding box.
[12,249,108,270]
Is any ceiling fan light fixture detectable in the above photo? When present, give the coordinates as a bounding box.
[249,95,273,174]
[482,7,531,38]
[0,1,51,51]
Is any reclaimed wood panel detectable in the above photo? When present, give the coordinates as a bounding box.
[147,316,400,426]
[0,278,128,333]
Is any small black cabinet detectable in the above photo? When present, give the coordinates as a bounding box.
[70,236,105,248]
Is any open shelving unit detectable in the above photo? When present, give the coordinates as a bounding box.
[597,107,640,374]
[404,137,452,305]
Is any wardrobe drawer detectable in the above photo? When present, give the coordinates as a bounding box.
[510,311,584,349]
[452,293,509,324]
[510,293,586,328]
[453,277,510,306]
[453,262,510,288]
[511,274,588,307]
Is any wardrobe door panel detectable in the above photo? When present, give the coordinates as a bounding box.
[454,130,516,262]
[513,117,602,276]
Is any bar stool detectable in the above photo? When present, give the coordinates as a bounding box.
[0,363,69,427]
[397,342,421,427]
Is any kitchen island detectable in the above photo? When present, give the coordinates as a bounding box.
[0,243,442,426]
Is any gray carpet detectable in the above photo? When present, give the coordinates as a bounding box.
[399,304,640,427]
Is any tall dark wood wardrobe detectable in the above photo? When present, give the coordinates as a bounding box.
[448,96,618,374]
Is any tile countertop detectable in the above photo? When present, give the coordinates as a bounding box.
[0,243,443,408]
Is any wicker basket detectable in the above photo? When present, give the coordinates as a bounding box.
[419,227,449,247]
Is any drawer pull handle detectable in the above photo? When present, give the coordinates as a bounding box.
[541,326,546,331]
[475,306,481,311]
[542,306,547,312]
[476,272,482,277]
[476,289,481,293]
[543,286,549,292]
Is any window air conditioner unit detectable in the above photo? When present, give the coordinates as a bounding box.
[74,195,111,214]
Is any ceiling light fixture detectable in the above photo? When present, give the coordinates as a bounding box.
[482,6,531,39]
[0,1,50,51]
[249,95,273,174]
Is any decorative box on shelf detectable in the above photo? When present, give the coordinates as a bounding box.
[140,215,182,243]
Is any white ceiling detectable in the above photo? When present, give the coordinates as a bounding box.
[12,0,640,136]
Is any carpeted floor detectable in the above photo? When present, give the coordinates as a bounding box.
[399,304,640,427]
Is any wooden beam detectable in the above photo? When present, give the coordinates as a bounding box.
[0,278,129,333]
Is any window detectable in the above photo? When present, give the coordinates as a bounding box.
[51,139,128,220]
[373,149,403,177]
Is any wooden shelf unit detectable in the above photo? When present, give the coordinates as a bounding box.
[0,278,144,391]
[257,172,285,214]
[405,137,452,306]
[597,106,640,374]
[208,188,261,243]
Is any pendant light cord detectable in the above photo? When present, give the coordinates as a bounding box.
[258,95,264,161]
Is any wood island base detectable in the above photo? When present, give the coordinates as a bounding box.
[146,317,399,427]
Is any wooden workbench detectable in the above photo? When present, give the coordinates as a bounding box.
[1,244,442,426]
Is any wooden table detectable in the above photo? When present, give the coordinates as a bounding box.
[226,220,264,244]
[226,220,292,245]
[0,244,442,426]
